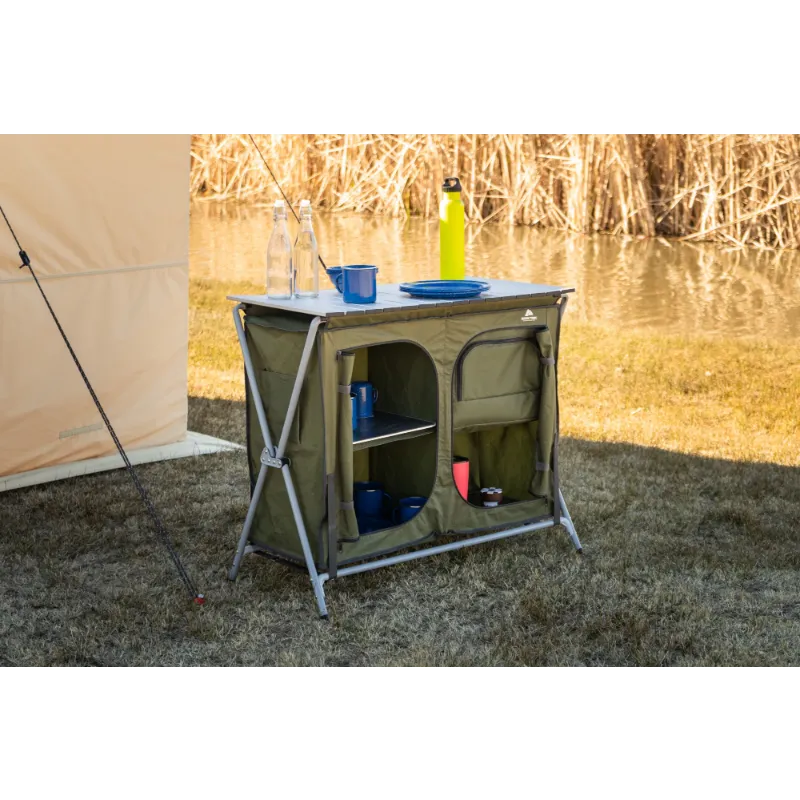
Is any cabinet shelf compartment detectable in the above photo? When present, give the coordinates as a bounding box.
[353,411,436,451]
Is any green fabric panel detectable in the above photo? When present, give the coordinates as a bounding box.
[531,328,556,500]
[324,295,561,331]
[352,347,369,382]
[459,338,539,400]
[445,493,551,535]
[454,392,539,430]
[453,422,537,503]
[444,305,553,351]
[257,369,301,445]
[245,317,326,565]
[246,312,318,333]
[321,333,339,476]
[336,353,359,543]
[325,318,448,354]
[353,450,370,482]
[371,434,437,506]
[367,342,438,422]
[349,348,371,481]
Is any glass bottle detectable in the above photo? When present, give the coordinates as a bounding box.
[293,200,319,298]
[266,200,292,298]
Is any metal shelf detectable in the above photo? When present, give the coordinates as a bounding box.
[352,411,436,451]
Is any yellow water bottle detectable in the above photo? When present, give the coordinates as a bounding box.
[439,176,465,280]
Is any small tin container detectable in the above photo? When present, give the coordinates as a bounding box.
[481,487,503,507]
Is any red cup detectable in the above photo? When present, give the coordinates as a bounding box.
[453,457,469,500]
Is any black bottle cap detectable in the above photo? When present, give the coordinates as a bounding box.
[442,176,462,193]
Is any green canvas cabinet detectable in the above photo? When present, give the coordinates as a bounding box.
[228,280,582,618]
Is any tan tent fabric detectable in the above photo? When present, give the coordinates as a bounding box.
[0,135,191,478]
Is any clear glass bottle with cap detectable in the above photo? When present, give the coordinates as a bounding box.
[266,200,293,298]
[293,199,319,298]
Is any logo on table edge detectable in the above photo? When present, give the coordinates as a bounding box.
[521,309,538,322]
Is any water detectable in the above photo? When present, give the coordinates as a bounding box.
[190,202,800,339]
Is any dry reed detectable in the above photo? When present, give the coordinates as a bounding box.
[191,134,800,248]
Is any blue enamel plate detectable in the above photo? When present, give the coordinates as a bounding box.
[399,279,490,300]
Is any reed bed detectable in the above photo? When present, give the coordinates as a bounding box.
[191,134,800,249]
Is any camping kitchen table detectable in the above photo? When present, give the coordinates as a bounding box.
[227,279,582,618]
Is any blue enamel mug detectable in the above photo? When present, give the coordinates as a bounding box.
[325,266,343,292]
[354,481,391,518]
[342,265,378,304]
[394,496,427,524]
[351,381,378,418]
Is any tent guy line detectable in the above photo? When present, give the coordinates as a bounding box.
[0,201,205,606]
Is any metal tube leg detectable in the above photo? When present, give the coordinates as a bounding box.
[282,465,328,618]
[276,317,322,459]
[229,464,269,581]
[558,489,583,554]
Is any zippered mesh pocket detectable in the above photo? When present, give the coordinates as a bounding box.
[454,331,543,430]
[456,336,540,401]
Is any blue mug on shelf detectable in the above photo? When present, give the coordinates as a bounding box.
[394,496,427,524]
[351,394,357,431]
[354,481,391,518]
[357,514,391,534]
[342,264,378,304]
[351,381,378,419]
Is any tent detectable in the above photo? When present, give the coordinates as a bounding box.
[0,134,237,492]
[227,281,582,617]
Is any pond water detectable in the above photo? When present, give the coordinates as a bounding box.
[190,203,800,339]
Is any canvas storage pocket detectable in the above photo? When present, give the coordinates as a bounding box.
[258,369,302,444]
[453,334,542,429]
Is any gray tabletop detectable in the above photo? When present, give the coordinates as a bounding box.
[228,278,574,318]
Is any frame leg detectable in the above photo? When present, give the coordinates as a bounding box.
[558,489,583,554]
[230,306,328,616]
[229,463,269,580]
[282,464,328,618]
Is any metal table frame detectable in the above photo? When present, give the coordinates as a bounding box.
[227,283,582,619]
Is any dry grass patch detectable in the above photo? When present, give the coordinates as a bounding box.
[192,134,800,248]
[2,435,797,666]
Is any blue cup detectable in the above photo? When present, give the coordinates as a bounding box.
[394,496,427,524]
[357,514,391,534]
[351,381,378,418]
[325,266,343,292]
[354,481,391,518]
[342,265,378,304]
[351,394,357,431]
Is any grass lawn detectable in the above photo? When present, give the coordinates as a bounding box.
[1,278,799,666]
